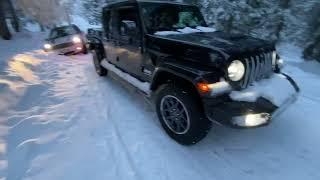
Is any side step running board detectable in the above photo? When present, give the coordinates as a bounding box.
[101,59,151,95]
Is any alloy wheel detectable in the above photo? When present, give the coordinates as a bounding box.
[160,95,190,134]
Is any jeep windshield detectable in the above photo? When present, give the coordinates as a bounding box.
[140,3,208,34]
[49,25,80,39]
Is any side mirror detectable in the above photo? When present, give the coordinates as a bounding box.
[87,28,103,39]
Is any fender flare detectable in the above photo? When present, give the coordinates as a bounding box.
[150,63,201,91]
[87,36,105,58]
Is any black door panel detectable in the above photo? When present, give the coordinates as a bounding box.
[113,7,145,79]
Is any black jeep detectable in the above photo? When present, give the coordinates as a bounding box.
[88,0,299,145]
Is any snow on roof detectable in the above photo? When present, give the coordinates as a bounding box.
[106,0,191,6]
[154,26,216,36]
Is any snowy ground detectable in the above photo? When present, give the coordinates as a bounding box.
[0,33,320,180]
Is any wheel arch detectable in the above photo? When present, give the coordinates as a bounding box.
[88,36,105,58]
[150,69,200,98]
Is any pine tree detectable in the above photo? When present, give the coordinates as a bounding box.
[198,0,319,49]
[0,0,12,40]
[81,0,105,25]
[303,3,320,61]
[16,0,70,28]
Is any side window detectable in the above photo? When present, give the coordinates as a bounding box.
[102,9,111,39]
[116,7,141,44]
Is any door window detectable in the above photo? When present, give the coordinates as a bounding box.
[102,9,111,39]
[116,7,141,45]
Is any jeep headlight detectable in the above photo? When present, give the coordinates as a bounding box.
[72,36,82,43]
[228,60,245,81]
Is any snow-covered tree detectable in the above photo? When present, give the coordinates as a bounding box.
[81,0,105,25]
[16,0,70,28]
[199,0,287,42]
[0,0,20,40]
[198,0,320,61]
[303,3,320,61]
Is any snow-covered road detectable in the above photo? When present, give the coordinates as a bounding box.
[1,34,320,180]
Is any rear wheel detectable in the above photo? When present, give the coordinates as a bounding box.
[155,84,212,145]
[92,49,108,76]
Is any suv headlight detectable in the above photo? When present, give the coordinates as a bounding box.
[228,60,245,81]
[44,43,52,50]
[72,36,82,43]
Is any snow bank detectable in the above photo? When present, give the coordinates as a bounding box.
[230,74,296,106]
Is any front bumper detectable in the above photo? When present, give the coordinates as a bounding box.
[56,43,84,55]
[203,73,299,128]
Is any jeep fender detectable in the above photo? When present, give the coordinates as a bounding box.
[87,36,105,57]
[150,62,204,91]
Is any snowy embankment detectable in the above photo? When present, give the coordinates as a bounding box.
[0,33,320,180]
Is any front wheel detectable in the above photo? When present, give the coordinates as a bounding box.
[92,49,108,76]
[82,44,88,54]
[155,84,212,145]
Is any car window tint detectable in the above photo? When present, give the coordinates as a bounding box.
[50,26,78,39]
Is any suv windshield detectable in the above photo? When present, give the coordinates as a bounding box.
[140,3,207,33]
[50,25,80,39]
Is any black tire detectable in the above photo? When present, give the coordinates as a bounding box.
[0,9,12,40]
[155,84,212,145]
[82,44,88,54]
[92,49,108,76]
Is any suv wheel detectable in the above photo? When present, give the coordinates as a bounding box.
[155,84,212,145]
[92,49,108,76]
[82,46,88,54]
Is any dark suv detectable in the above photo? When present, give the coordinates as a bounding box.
[88,0,299,145]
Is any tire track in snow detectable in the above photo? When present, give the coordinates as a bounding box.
[84,65,143,180]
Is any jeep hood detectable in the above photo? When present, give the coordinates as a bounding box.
[151,31,275,58]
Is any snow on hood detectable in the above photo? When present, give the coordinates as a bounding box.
[229,74,297,106]
[154,26,216,36]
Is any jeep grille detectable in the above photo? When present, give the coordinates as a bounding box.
[239,52,274,89]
